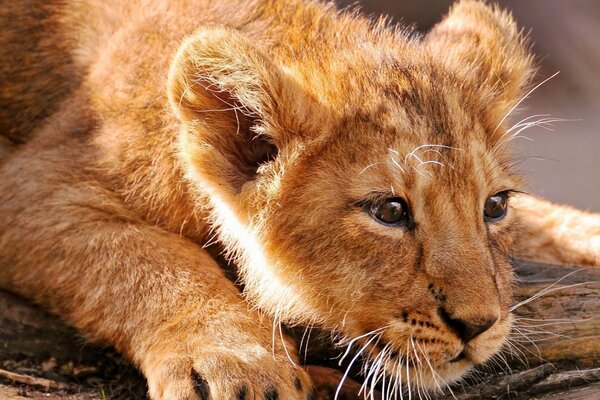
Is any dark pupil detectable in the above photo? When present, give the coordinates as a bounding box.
[484,194,507,219]
[374,200,405,224]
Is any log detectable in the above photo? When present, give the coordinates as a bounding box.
[510,261,600,368]
[0,260,599,399]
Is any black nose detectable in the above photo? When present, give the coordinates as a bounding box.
[438,308,497,343]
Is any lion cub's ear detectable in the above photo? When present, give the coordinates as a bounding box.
[425,1,534,131]
[168,28,307,204]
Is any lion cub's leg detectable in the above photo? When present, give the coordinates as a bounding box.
[0,158,311,400]
[512,194,600,267]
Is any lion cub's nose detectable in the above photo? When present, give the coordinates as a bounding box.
[438,308,497,343]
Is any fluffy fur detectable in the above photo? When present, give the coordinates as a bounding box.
[1,0,599,399]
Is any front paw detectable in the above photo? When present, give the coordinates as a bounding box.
[144,345,313,400]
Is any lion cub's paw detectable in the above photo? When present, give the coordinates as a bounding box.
[145,347,314,400]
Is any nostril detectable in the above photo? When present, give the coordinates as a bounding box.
[461,317,497,343]
[438,308,497,343]
[438,308,466,339]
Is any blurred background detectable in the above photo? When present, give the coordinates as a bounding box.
[337,0,600,211]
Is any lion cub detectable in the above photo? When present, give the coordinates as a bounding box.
[0,0,598,398]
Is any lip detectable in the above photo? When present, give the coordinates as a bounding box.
[372,337,470,369]
[372,342,418,368]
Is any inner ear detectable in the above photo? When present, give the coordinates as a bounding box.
[205,82,279,179]
[168,27,291,199]
[233,123,279,182]
[181,85,280,194]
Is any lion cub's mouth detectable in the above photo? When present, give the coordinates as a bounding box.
[374,339,468,369]
[335,331,490,395]
[337,313,511,393]
[344,340,474,395]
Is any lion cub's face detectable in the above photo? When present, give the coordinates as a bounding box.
[262,90,519,385]
[169,0,533,392]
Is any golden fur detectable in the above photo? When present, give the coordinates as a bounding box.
[0,0,598,398]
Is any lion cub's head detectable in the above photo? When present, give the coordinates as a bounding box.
[168,0,533,392]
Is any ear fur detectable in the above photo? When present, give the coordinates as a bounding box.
[168,28,282,129]
[168,28,292,202]
[425,1,535,128]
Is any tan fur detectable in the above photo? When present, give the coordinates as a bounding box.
[0,0,598,398]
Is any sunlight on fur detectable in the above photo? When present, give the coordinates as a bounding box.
[1,0,599,399]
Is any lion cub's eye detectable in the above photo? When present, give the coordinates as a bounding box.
[367,197,409,226]
[484,192,509,221]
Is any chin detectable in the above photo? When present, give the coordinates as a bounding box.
[360,357,473,398]
[423,359,473,389]
[368,328,511,396]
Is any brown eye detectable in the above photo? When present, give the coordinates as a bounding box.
[368,197,409,226]
[484,192,508,221]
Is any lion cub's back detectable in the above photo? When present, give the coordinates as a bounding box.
[0,0,270,146]
[0,0,80,144]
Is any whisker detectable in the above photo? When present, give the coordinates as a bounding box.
[410,337,430,400]
[511,335,570,343]
[502,337,528,367]
[335,333,381,400]
[411,166,432,179]
[418,160,444,168]
[510,269,589,311]
[509,326,545,362]
[278,318,298,366]
[503,117,572,144]
[337,327,386,365]
[415,343,443,394]
[271,306,279,357]
[511,280,597,311]
[359,162,386,176]
[397,353,405,400]
[299,316,317,362]
[359,342,386,397]
[516,316,595,326]
[511,326,570,339]
[495,350,512,374]
[492,71,560,136]
[404,144,463,164]
[406,339,413,400]
[506,113,552,132]
[382,355,388,400]
[366,353,379,400]
[390,353,401,400]
[303,322,314,361]
[495,115,575,155]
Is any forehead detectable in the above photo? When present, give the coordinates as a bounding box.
[328,57,494,150]
[317,69,516,199]
[297,55,521,204]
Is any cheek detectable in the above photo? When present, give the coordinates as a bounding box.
[490,252,516,312]
[488,210,519,252]
[268,210,421,318]
[338,232,419,299]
